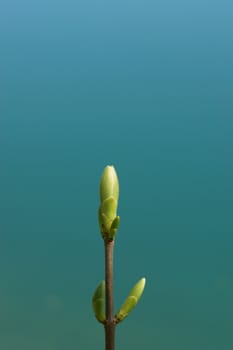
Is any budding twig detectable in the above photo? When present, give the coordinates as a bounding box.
[92,165,146,350]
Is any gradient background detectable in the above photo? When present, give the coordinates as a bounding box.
[1,0,233,349]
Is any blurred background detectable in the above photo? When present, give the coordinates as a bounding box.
[1,0,233,349]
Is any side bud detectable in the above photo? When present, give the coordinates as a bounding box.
[115,277,146,323]
[98,165,120,239]
[92,280,105,323]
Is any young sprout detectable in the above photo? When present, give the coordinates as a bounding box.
[92,165,146,350]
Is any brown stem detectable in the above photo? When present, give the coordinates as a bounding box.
[104,238,116,350]
[105,322,115,350]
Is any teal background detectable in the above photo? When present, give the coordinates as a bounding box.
[1,0,233,349]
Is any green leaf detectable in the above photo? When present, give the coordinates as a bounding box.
[101,197,117,220]
[110,216,120,230]
[109,216,120,239]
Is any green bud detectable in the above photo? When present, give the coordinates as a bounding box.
[98,165,120,239]
[92,280,105,323]
[115,277,146,323]
[100,165,119,203]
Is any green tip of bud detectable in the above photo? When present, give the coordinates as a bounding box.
[92,280,106,323]
[98,165,120,239]
[115,277,146,323]
[100,165,119,203]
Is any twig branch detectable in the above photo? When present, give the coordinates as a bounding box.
[104,238,116,350]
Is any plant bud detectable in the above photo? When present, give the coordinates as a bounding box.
[115,277,146,323]
[100,165,119,203]
[92,280,105,323]
[98,165,120,239]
